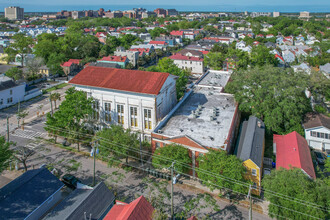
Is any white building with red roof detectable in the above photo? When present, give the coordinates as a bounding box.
[273,131,316,179]
[169,53,204,74]
[69,66,177,139]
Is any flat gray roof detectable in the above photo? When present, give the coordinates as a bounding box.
[197,70,232,90]
[160,86,237,149]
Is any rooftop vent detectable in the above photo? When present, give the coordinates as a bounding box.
[257,121,262,128]
[180,129,184,132]
[209,136,214,141]
[158,130,163,134]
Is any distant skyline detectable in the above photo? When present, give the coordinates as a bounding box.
[0,1,329,12]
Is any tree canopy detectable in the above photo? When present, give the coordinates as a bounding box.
[262,168,329,219]
[0,136,13,174]
[225,65,311,135]
[147,57,189,99]
[197,149,248,193]
[4,33,33,67]
[152,144,191,173]
[45,88,94,150]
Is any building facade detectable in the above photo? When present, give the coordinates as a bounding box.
[69,67,177,139]
[0,75,25,110]
[303,113,330,151]
[114,47,139,67]
[5,6,24,20]
[170,54,204,74]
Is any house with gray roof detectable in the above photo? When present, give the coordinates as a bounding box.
[44,182,115,220]
[320,63,330,78]
[236,116,265,194]
[0,168,64,220]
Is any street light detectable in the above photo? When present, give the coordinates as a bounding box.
[90,139,99,186]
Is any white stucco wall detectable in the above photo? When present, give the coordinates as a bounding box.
[173,59,204,74]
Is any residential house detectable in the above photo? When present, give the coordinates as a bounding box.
[61,59,82,76]
[155,36,181,46]
[97,56,129,68]
[170,30,185,38]
[265,41,276,49]
[292,63,311,74]
[104,196,154,220]
[169,53,204,74]
[69,66,177,139]
[0,39,10,47]
[0,168,64,220]
[303,113,330,151]
[39,65,51,76]
[282,50,296,63]
[266,34,274,39]
[177,49,203,58]
[151,70,239,177]
[130,44,155,54]
[273,131,316,179]
[114,47,139,67]
[0,74,25,109]
[236,116,265,195]
[320,63,330,78]
[148,40,168,50]
[0,46,8,64]
[236,41,246,50]
[45,182,115,220]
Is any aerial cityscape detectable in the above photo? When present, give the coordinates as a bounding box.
[0,1,329,220]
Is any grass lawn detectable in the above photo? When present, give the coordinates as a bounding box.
[43,83,68,93]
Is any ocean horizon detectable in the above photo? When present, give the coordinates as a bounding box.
[0,4,330,13]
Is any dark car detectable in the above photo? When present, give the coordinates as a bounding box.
[314,151,325,165]
[61,174,81,189]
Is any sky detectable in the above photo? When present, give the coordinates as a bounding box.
[0,0,329,12]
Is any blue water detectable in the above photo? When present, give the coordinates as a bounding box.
[0,4,329,12]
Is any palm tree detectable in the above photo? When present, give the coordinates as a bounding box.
[50,92,61,109]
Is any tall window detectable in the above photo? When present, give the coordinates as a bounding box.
[92,100,99,120]
[130,106,138,127]
[117,104,124,124]
[144,109,152,130]
[104,102,111,123]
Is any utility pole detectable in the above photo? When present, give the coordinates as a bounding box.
[6,116,9,142]
[139,135,143,166]
[17,100,20,128]
[170,161,176,219]
[91,139,99,187]
[49,94,53,115]
[248,185,253,220]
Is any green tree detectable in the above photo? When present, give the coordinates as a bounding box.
[5,67,23,80]
[33,33,59,63]
[204,52,225,70]
[96,125,139,164]
[197,149,248,193]
[262,168,329,219]
[0,136,13,174]
[5,33,33,67]
[152,144,191,173]
[50,92,61,109]
[45,88,94,151]
[225,65,311,135]
[147,57,189,99]
[250,45,278,67]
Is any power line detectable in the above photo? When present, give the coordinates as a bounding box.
[42,125,329,212]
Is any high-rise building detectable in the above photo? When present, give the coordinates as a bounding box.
[5,6,24,20]
[72,11,85,19]
[273,12,280,17]
[299,11,310,18]
[154,8,166,17]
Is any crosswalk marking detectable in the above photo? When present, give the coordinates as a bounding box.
[11,129,48,140]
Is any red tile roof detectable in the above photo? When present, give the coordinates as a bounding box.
[99,56,127,62]
[148,41,167,45]
[130,48,150,53]
[69,66,170,95]
[169,53,203,62]
[274,131,316,179]
[201,51,209,55]
[104,196,154,220]
[170,30,184,36]
[61,59,81,67]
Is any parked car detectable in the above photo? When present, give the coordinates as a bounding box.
[61,174,81,189]
[314,151,325,165]
[324,149,330,158]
